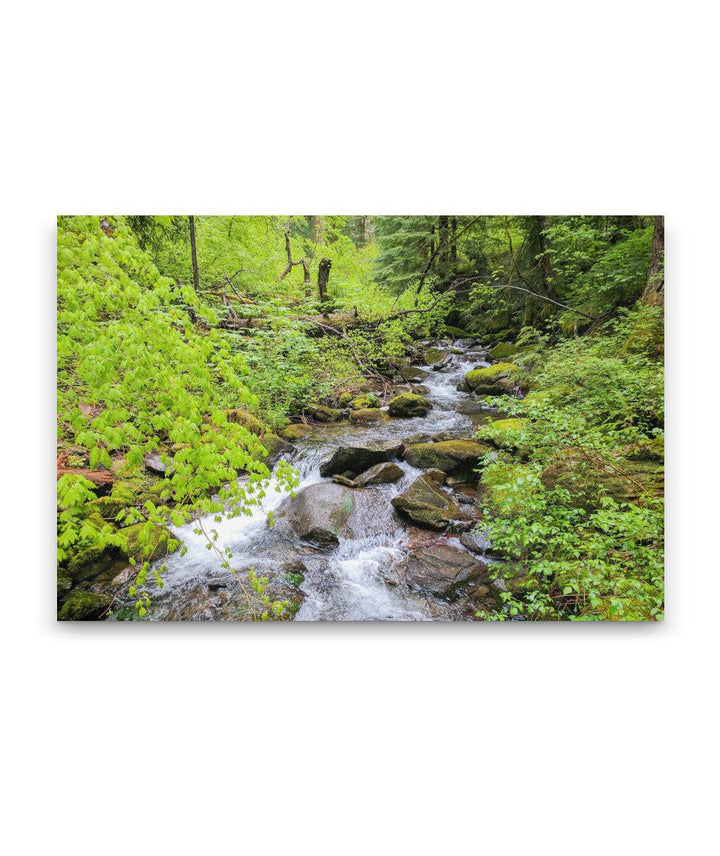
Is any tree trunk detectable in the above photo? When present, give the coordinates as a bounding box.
[537,215,556,297]
[313,216,324,246]
[188,215,200,292]
[362,216,375,245]
[437,216,449,284]
[318,258,332,305]
[642,216,664,306]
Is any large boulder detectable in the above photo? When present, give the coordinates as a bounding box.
[319,445,396,478]
[388,393,432,418]
[400,545,488,596]
[353,462,404,486]
[278,482,394,545]
[402,440,492,481]
[391,475,464,530]
[465,362,520,394]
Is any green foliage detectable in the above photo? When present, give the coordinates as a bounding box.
[476,306,664,621]
[543,217,652,314]
[57,216,298,617]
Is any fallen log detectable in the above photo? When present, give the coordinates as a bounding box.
[57,451,113,494]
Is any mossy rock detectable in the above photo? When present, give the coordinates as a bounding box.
[349,394,379,410]
[353,461,404,486]
[113,523,178,564]
[480,418,528,449]
[397,362,430,383]
[304,403,343,422]
[388,393,432,418]
[279,423,310,442]
[227,409,266,435]
[465,362,520,394]
[489,343,519,360]
[260,432,296,464]
[87,496,126,522]
[403,440,492,480]
[58,590,113,621]
[338,393,353,406]
[424,347,450,366]
[349,408,390,425]
[57,573,73,599]
[391,475,463,531]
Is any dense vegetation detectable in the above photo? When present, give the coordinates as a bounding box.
[57,214,664,620]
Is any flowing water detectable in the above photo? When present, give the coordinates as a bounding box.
[117,341,502,621]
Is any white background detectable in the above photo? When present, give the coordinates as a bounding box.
[1,2,717,854]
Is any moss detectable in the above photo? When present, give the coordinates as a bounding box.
[279,423,310,442]
[338,392,353,406]
[87,496,125,521]
[57,573,73,598]
[304,403,342,422]
[259,432,295,460]
[465,362,520,393]
[58,590,113,621]
[391,475,464,530]
[113,522,178,563]
[349,408,390,425]
[397,362,429,383]
[388,393,432,418]
[424,347,449,365]
[489,343,519,360]
[349,394,379,410]
[227,409,266,435]
[403,440,492,479]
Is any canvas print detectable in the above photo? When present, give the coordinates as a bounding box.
[57,215,664,621]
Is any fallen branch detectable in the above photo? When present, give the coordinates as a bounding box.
[304,319,385,380]
[57,451,113,491]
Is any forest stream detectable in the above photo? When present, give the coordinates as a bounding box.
[112,340,501,621]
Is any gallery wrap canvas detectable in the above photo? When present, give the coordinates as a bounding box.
[57,215,664,621]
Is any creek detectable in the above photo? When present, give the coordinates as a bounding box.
[119,340,503,621]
